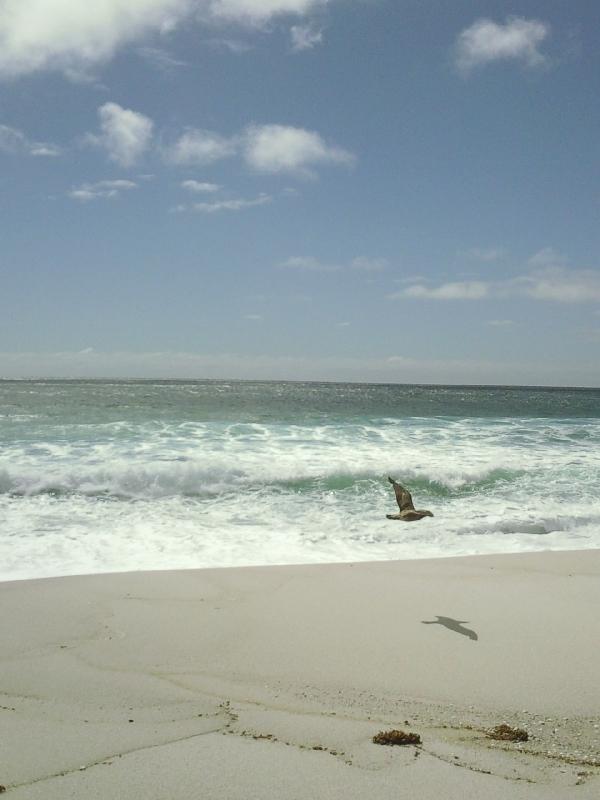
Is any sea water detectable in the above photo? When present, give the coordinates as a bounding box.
[1,379,599,581]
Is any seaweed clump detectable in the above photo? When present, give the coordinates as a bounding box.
[372,729,421,746]
[487,724,528,742]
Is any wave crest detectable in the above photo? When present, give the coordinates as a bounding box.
[0,462,534,501]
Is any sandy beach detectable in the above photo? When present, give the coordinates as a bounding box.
[1,549,599,798]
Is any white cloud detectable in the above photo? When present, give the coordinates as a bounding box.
[391,261,600,304]
[209,0,326,24]
[164,123,354,178]
[290,23,323,52]
[400,281,490,300]
[280,255,340,271]
[0,0,191,79]
[191,193,272,212]
[527,247,567,267]
[137,46,187,71]
[89,102,154,167]
[29,143,62,157]
[0,123,61,157]
[456,17,550,73]
[68,179,138,201]
[244,313,263,320]
[181,179,221,192]
[516,267,600,303]
[280,254,386,273]
[488,319,515,327]
[165,129,236,165]
[244,124,354,177]
[0,1,327,79]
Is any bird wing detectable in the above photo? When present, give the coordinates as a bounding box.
[388,477,415,511]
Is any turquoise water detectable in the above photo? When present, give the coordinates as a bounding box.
[1,379,599,580]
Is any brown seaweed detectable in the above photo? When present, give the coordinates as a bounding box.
[372,729,422,746]
[487,723,528,742]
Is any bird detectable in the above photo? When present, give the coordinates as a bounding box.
[386,476,433,521]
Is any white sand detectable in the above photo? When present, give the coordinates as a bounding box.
[1,549,599,798]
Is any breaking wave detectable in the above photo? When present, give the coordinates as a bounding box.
[0,463,530,501]
[2,380,600,581]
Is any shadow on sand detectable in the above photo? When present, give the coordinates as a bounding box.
[421,615,478,641]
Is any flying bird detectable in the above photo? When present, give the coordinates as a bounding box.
[386,476,433,521]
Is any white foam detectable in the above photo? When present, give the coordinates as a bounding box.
[1,416,600,581]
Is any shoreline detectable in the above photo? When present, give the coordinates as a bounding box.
[3,544,600,586]
[2,549,599,798]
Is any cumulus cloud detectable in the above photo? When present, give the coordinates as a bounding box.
[165,129,236,165]
[88,102,154,167]
[0,0,189,79]
[0,123,61,157]
[0,0,327,79]
[244,124,354,177]
[290,23,323,51]
[68,179,138,201]
[456,17,550,73]
[165,123,354,178]
[181,179,220,192]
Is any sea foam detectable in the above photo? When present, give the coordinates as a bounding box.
[1,381,599,581]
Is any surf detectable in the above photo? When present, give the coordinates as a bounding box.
[1,380,600,581]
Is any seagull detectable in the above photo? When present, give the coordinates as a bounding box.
[386,477,433,521]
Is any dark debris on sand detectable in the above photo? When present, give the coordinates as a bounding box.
[487,723,529,742]
[372,729,422,746]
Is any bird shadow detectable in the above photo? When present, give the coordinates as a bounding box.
[421,615,478,641]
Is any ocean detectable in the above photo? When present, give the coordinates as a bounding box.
[1,379,599,581]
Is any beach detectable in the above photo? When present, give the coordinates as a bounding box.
[2,549,599,798]
[4,0,600,795]
[2,381,600,796]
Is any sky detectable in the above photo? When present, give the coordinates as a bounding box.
[1,0,599,386]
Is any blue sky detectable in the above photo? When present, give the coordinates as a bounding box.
[1,0,599,385]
